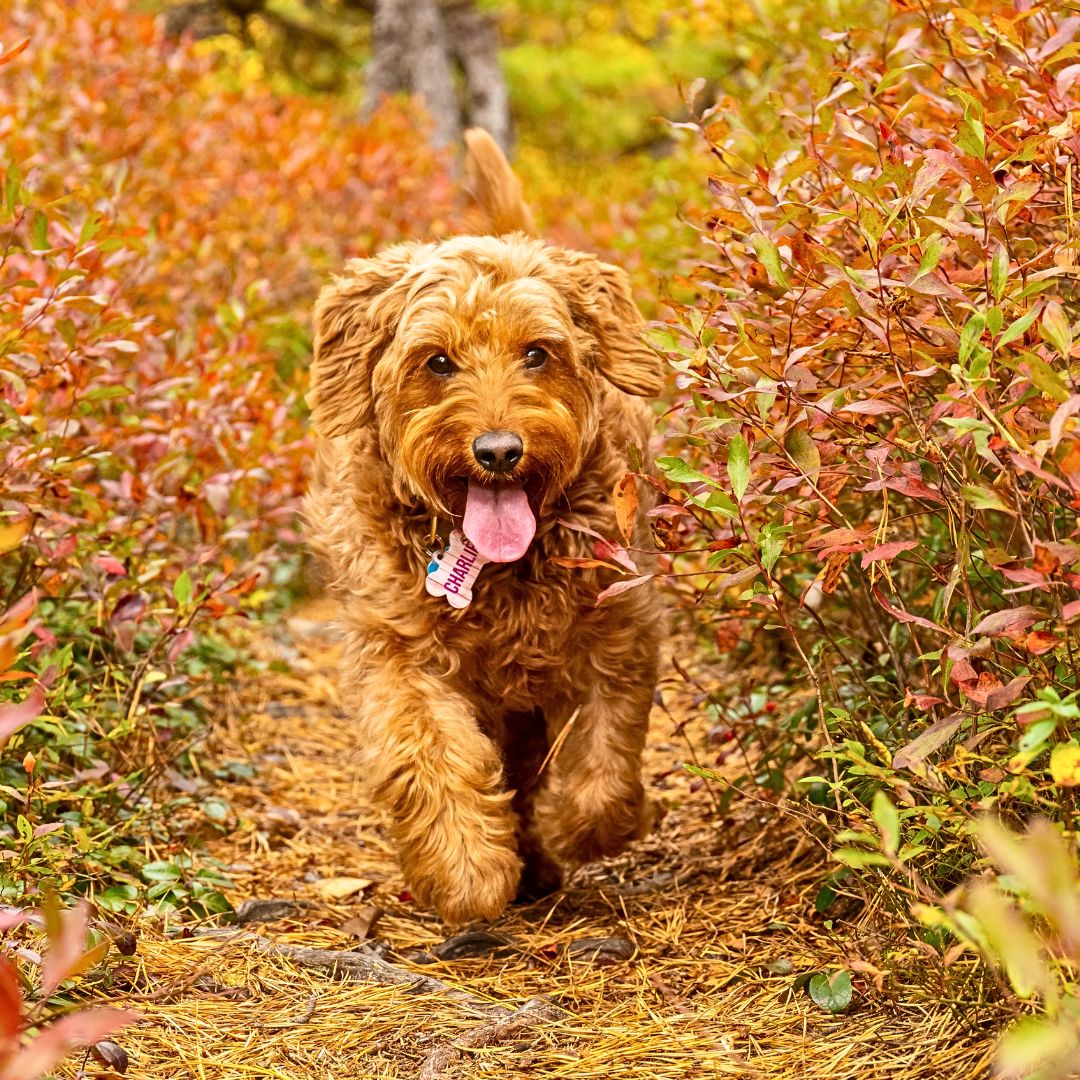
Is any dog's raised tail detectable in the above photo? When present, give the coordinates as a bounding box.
[463,128,536,237]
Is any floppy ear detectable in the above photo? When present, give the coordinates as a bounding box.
[551,251,664,397]
[308,243,425,437]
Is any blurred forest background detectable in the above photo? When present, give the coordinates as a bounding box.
[4,0,1080,1076]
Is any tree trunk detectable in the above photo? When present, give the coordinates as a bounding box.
[444,1,510,154]
[365,0,510,154]
[365,0,459,147]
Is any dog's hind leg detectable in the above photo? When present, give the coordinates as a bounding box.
[347,648,522,924]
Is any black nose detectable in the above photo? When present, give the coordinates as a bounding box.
[472,430,523,474]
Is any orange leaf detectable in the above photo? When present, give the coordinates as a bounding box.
[0,39,29,68]
[612,473,639,546]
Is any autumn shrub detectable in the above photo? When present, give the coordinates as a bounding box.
[0,0,455,912]
[651,0,1080,907]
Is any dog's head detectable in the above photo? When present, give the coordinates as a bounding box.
[308,234,660,562]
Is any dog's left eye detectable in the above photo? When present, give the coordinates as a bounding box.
[523,346,547,369]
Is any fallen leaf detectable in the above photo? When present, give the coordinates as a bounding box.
[341,904,382,941]
[316,877,373,901]
[808,969,853,1013]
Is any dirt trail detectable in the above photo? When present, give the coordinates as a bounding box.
[89,603,997,1079]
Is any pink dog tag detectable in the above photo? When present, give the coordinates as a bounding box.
[425,530,488,608]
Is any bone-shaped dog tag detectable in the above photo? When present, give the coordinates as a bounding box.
[425,530,488,608]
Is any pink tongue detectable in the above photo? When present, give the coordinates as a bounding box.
[463,479,536,563]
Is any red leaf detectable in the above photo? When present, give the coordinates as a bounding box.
[1063,600,1080,622]
[0,686,44,748]
[595,575,654,607]
[984,675,1032,712]
[593,539,638,574]
[971,606,1042,637]
[860,540,918,568]
[42,902,91,997]
[0,1008,137,1080]
[1023,631,1060,655]
[872,587,948,635]
[883,477,946,504]
[92,554,126,577]
[893,713,967,770]
[0,957,21,1047]
[838,399,901,416]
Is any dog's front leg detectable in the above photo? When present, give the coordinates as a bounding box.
[350,656,521,924]
[535,675,656,869]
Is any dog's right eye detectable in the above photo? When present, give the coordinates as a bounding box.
[426,354,456,376]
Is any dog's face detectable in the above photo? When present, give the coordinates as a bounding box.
[309,235,660,561]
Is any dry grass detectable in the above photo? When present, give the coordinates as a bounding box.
[64,602,1003,1079]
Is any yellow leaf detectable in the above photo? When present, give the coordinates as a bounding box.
[0,520,29,555]
[1051,743,1080,787]
[316,877,373,901]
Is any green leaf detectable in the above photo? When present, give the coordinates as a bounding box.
[784,428,820,476]
[1018,718,1057,755]
[990,244,1008,302]
[97,885,139,913]
[173,570,192,607]
[815,883,838,913]
[997,307,1038,348]
[202,797,230,823]
[915,235,945,279]
[703,489,738,517]
[957,113,985,159]
[142,861,183,883]
[1040,300,1073,358]
[961,485,1013,514]
[958,313,985,368]
[872,790,900,854]
[808,970,853,1013]
[750,234,789,290]
[656,456,713,487]
[759,523,790,575]
[1018,350,1071,403]
[833,847,892,868]
[5,164,20,212]
[30,209,48,251]
[727,434,750,502]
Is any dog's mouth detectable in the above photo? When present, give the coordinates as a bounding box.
[461,477,536,563]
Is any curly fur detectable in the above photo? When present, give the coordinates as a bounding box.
[304,130,665,923]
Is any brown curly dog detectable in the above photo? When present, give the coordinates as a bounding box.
[304,130,665,924]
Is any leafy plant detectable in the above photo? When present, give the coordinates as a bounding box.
[0,897,135,1080]
[650,0,1080,901]
[0,0,457,909]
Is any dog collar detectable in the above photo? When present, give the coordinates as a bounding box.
[425,530,488,608]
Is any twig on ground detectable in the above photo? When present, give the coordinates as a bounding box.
[417,996,564,1080]
[186,929,533,1018]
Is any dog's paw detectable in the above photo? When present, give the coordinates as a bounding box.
[635,795,666,839]
[407,840,522,925]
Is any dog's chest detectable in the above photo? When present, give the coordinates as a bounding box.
[433,564,602,707]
